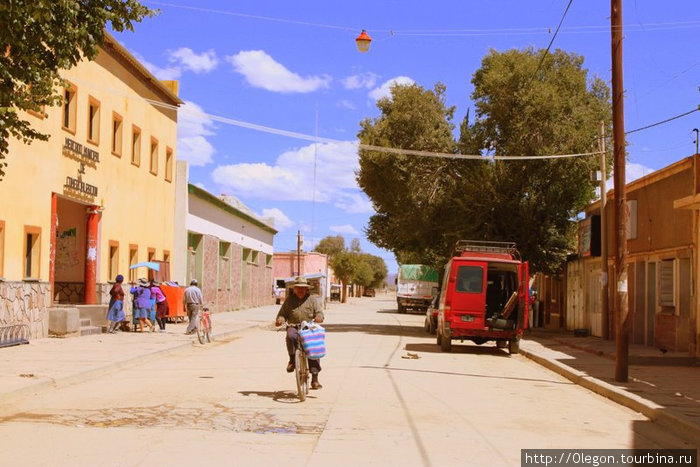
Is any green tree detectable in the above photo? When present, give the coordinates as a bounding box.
[330,251,359,303]
[357,48,611,274]
[464,48,611,272]
[314,235,345,259]
[353,260,374,288]
[357,82,457,267]
[359,253,388,288]
[0,0,156,179]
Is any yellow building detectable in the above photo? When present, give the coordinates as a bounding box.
[0,33,182,338]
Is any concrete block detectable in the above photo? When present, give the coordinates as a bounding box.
[49,307,80,336]
[78,305,108,329]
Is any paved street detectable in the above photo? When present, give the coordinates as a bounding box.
[0,294,695,467]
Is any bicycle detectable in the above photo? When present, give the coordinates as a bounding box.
[196,306,213,344]
[278,322,310,401]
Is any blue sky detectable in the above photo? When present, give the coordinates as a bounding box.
[112,1,699,274]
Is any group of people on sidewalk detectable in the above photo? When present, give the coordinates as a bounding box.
[108,273,325,390]
[105,275,203,334]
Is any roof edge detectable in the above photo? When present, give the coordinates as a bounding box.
[188,184,278,235]
[102,31,184,106]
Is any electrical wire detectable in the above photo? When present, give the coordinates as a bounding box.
[143,1,700,37]
[625,107,700,135]
[154,98,601,160]
[531,0,574,82]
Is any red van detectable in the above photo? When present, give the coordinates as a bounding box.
[436,240,529,355]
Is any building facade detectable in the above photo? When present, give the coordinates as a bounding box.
[175,170,277,314]
[0,33,182,338]
[272,251,332,298]
[567,155,699,355]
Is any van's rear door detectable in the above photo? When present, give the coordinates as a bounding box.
[449,261,487,325]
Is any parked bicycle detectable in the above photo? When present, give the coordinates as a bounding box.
[197,306,213,344]
[278,322,310,401]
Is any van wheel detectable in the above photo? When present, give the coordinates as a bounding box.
[508,339,520,355]
[496,340,507,349]
[397,304,405,314]
[436,329,442,346]
[440,331,452,352]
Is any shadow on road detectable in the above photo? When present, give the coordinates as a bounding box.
[324,323,426,338]
[376,308,425,316]
[238,390,310,404]
[360,365,573,385]
[404,342,511,357]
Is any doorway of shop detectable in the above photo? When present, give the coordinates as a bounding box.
[53,196,90,303]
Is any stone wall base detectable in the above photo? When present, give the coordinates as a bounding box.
[0,281,51,339]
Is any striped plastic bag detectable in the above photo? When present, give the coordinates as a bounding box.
[299,322,326,359]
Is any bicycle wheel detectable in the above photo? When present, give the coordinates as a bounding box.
[205,315,213,343]
[196,316,206,344]
[294,348,307,401]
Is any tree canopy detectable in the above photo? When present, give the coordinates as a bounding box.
[0,0,156,179]
[357,48,611,274]
[314,235,388,302]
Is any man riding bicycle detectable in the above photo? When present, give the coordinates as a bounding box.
[275,277,325,389]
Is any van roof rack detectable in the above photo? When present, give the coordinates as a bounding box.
[454,240,520,259]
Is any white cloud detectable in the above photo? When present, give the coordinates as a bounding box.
[132,52,181,80]
[178,101,216,166]
[337,100,356,110]
[261,208,294,230]
[606,162,656,191]
[369,76,415,101]
[333,192,374,214]
[168,47,218,74]
[330,224,360,235]
[227,50,330,93]
[211,141,371,214]
[342,72,379,90]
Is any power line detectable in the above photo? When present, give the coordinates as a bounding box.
[531,0,574,81]
[625,107,700,135]
[156,98,600,161]
[144,1,700,37]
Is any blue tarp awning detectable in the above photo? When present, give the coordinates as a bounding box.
[129,261,160,271]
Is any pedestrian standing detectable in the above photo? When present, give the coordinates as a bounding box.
[184,279,203,335]
[107,274,126,333]
[151,280,169,333]
[130,278,155,332]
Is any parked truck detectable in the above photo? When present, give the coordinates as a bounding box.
[396,264,439,313]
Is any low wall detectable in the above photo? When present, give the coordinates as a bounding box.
[0,281,51,339]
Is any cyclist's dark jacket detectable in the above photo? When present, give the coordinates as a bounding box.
[276,293,324,324]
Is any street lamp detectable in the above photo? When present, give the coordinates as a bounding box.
[355,30,372,53]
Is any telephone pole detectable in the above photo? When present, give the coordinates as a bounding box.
[296,230,303,278]
[611,0,629,382]
[599,122,610,340]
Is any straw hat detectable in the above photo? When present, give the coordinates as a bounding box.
[293,277,311,288]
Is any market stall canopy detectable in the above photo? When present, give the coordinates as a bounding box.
[129,262,160,271]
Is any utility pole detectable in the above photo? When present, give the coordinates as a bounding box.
[599,122,610,340]
[296,230,303,278]
[611,0,629,382]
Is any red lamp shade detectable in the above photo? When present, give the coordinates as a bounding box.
[355,30,372,53]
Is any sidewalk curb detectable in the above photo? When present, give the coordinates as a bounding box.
[520,347,700,445]
[0,322,261,410]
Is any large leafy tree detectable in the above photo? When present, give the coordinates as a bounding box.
[464,48,610,272]
[0,0,156,179]
[357,48,611,274]
[357,83,457,266]
[314,235,345,259]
